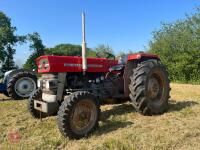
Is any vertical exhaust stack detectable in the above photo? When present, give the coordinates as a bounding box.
[82,12,87,72]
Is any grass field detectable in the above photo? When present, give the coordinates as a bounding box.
[0,83,200,150]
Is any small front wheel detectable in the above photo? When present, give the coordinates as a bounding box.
[57,91,100,139]
[28,88,47,118]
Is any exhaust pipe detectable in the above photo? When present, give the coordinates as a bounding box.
[82,12,87,72]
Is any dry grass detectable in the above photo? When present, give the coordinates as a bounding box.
[1,83,200,150]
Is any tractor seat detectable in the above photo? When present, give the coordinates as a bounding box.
[109,64,125,72]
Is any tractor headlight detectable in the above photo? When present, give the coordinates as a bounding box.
[37,80,40,88]
[45,81,50,89]
[38,58,50,70]
[37,79,43,88]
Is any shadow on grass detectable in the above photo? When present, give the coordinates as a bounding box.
[0,97,12,101]
[168,100,199,112]
[93,103,134,136]
[101,103,134,121]
[94,120,133,136]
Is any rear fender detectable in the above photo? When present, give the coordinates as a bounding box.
[123,53,160,97]
[123,61,136,98]
[128,53,160,61]
[3,70,15,84]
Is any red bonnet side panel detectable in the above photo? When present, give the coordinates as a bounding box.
[37,55,118,73]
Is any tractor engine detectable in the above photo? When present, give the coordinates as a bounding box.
[34,55,118,115]
[38,72,107,99]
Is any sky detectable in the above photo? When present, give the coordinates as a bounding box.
[0,0,199,65]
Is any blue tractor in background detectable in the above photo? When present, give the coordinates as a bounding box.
[0,61,37,100]
[0,61,8,96]
[0,83,7,96]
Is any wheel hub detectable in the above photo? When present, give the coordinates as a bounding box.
[71,100,96,133]
[76,111,91,128]
[148,77,160,99]
[23,84,28,89]
[15,77,36,97]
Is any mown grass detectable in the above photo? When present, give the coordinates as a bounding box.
[0,83,200,150]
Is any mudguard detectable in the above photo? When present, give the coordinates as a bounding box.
[128,53,160,61]
[3,70,14,84]
[123,53,160,97]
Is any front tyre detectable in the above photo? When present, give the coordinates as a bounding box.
[28,88,47,118]
[129,59,170,115]
[57,91,100,139]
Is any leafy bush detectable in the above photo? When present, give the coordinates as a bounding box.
[149,8,200,83]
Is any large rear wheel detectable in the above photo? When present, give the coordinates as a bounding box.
[129,59,170,115]
[57,91,100,139]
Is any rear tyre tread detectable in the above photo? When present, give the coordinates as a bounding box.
[129,59,170,116]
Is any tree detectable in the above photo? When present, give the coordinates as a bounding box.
[45,44,96,57]
[0,11,25,72]
[149,7,200,82]
[117,50,135,57]
[1,45,17,72]
[94,44,115,58]
[23,43,98,70]
[23,32,45,70]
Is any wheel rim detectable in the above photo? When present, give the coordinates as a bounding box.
[14,77,36,98]
[70,99,97,134]
[147,71,164,102]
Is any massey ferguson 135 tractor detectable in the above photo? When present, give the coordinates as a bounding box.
[28,13,170,139]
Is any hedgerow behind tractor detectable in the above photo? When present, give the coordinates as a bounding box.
[28,13,170,139]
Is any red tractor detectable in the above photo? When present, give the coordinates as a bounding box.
[28,13,170,139]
